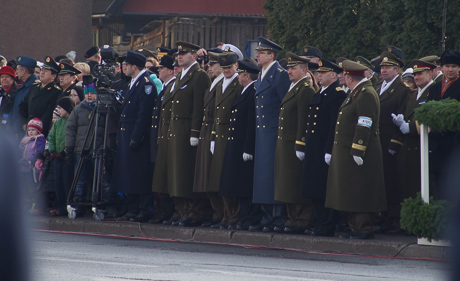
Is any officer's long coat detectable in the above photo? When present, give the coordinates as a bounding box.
[166,63,211,197]
[399,86,430,201]
[300,80,347,200]
[112,72,157,194]
[19,81,62,136]
[252,61,290,204]
[152,78,175,194]
[208,75,242,192]
[325,79,387,212]
[374,76,411,205]
[219,83,256,198]
[274,77,315,204]
[192,77,219,193]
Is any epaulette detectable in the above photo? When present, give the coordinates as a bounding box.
[144,77,149,82]
[403,82,410,88]
[54,85,61,90]
[304,81,310,87]
[34,79,40,83]
[277,68,284,72]
[336,87,343,91]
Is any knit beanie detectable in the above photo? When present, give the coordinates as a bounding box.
[73,86,84,102]
[27,118,43,134]
[57,96,76,115]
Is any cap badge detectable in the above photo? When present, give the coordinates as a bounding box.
[338,62,342,67]
[318,60,322,67]
[178,45,183,50]
[304,47,308,53]
[46,57,50,63]
[224,47,230,52]
[258,42,261,46]
[61,64,65,69]
[18,57,22,61]
[138,49,143,51]
[383,57,388,62]
[288,57,292,61]
[357,61,361,64]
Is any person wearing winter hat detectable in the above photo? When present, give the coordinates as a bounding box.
[47,96,75,216]
[69,85,84,105]
[0,66,19,129]
[19,117,46,201]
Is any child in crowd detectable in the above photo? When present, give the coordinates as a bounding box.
[48,97,75,216]
[19,118,46,201]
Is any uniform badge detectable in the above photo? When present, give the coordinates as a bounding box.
[346,98,351,104]
[180,85,187,90]
[145,85,153,95]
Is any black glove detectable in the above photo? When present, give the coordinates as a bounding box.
[129,139,141,151]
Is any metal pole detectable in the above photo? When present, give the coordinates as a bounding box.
[441,0,448,52]
[420,124,430,203]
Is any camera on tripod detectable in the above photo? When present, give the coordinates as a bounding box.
[90,45,120,89]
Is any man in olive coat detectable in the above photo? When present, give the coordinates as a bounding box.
[112,51,157,222]
[325,60,386,239]
[300,59,347,236]
[166,41,211,227]
[273,53,316,234]
[250,37,291,232]
[19,56,62,137]
[374,50,412,232]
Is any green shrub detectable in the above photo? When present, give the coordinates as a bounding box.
[414,99,460,132]
[400,193,451,241]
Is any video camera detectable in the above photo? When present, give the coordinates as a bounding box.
[90,45,120,89]
[83,75,122,107]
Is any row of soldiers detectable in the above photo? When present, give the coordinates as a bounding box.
[116,35,460,240]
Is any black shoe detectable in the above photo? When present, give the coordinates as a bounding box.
[339,232,351,239]
[273,225,284,233]
[130,214,152,223]
[201,220,219,228]
[178,217,201,227]
[311,228,335,237]
[262,225,274,232]
[162,217,178,225]
[248,224,265,232]
[349,232,374,239]
[210,221,227,229]
[171,217,186,226]
[284,225,305,234]
[117,213,137,221]
[219,223,230,230]
[304,227,316,235]
[227,223,237,230]
[236,222,250,231]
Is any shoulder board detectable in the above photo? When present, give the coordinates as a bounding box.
[144,77,149,82]
[304,81,310,87]
[54,85,61,90]
[361,87,366,92]
[403,82,410,88]
[33,81,41,85]
[336,87,343,91]
[277,68,284,72]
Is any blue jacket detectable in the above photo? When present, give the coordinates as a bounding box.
[10,74,37,137]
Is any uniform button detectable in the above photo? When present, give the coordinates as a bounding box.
[309,107,311,109]
[257,125,260,128]
[257,116,260,118]
[336,132,338,134]
[307,123,309,125]
[314,115,317,118]
[232,128,234,131]
[228,137,230,140]
[217,106,220,109]
[334,141,337,144]
[280,127,283,130]
[155,125,157,128]
[312,130,315,133]
[337,121,340,124]
[162,109,165,111]
[262,115,264,118]
[261,106,264,108]
[263,125,265,128]
[151,125,154,128]
[176,100,179,103]
[308,115,310,117]
[256,106,258,108]
[339,112,342,115]
[205,124,208,126]
[232,110,234,113]
[316,107,319,110]
[262,96,264,99]
[256,96,258,99]
[233,118,236,121]
[128,101,131,104]
[313,122,316,125]
[235,109,237,112]
[223,106,225,109]
[306,130,308,133]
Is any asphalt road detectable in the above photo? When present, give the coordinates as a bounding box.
[30,231,448,281]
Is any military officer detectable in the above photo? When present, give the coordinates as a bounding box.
[325,60,386,239]
[420,55,443,83]
[19,56,62,137]
[192,50,224,227]
[336,57,350,93]
[219,58,260,230]
[271,53,316,234]
[206,51,243,229]
[112,51,157,222]
[58,63,81,100]
[149,54,176,224]
[374,50,412,232]
[250,37,291,232]
[302,46,322,79]
[166,41,211,227]
[355,56,378,87]
[392,59,436,210]
[300,59,347,236]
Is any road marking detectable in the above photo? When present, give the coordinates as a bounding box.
[198,269,333,281]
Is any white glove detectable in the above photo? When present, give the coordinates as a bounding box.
[353,155,363,166]
[391,113,405,127]
[388,149,397,155]
[190,137,199,146]
[210,141,215,154]
[324,153,331,165]
[242,153,253,161]
[296,151,305,161]
[399,122,410,134]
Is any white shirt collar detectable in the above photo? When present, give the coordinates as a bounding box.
[210,73,224,91]
[288,76,307,92]
[180,61,198,80]
[222,73,238,93]
[242,81,255,94]
[380,74,399,95]
[417,80,434,100]
[129,69,147,90]
[260,61,277,81]
[351,77,369,92]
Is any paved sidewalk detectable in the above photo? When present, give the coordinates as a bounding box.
[32,216,449,261]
